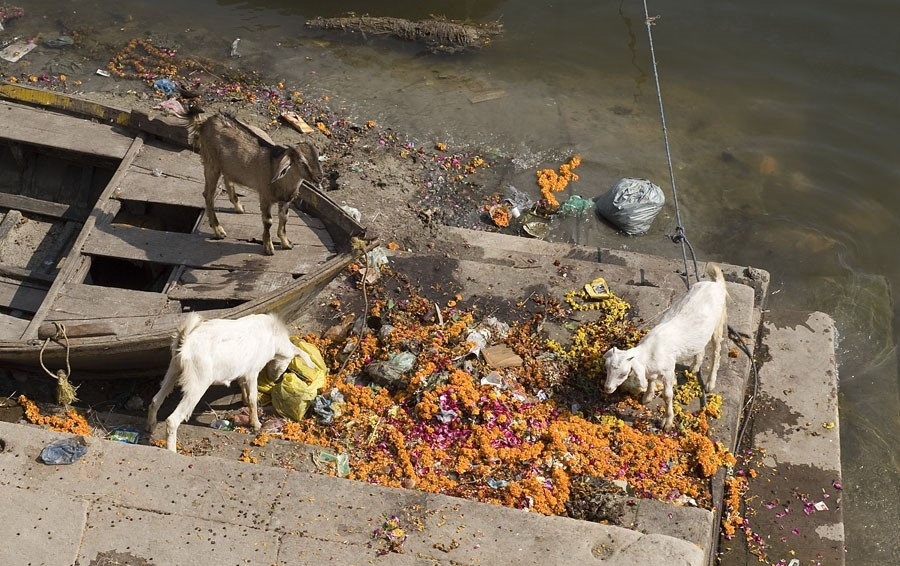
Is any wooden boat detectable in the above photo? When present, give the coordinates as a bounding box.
[0,85,368,377]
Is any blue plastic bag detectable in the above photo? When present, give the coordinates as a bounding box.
[39,436,88,465]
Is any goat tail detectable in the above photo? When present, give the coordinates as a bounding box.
[171,312,204,355]
[706,262,724,283]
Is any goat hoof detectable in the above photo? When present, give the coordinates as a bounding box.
[234,203,245,214]
[213,226,227,239]
[280,239,293,250]
[263,244,276,256]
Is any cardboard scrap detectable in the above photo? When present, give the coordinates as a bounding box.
[0,40,36,63]
[280,111,315,134]
[481,344,523,368]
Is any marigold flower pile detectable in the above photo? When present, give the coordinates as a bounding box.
[18,395,91,436]
[272,271,735,518]
[536,155,582,208]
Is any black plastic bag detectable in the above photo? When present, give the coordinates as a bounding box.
[595,178,665,235]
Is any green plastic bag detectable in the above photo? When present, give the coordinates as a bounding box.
[258,341,328,421]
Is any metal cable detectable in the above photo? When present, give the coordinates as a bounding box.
[641,1,697,285]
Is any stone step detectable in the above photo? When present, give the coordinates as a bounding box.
[719,310,845,566]
[0,420,706,566]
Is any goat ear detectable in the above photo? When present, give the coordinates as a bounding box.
[271,152,293,182]
[603,347,618,360]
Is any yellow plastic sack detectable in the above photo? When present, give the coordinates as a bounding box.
[257,341,327,421]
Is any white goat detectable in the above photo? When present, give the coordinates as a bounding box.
[187,107,324,256]
[146,312,313,452]
[602,263,728,430]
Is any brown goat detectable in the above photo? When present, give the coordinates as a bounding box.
[187,108,324,255]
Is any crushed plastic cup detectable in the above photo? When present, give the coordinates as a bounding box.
[318,451,350,477]
[40,436,87,465]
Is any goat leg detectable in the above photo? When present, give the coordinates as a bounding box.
[277,201,293,250]
[203,169,228,239]
[259,198,276,255]
[662,370,676,430]
[223,178,245,214]
[146,365,178,432]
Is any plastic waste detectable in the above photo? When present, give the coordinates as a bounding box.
[558,195,594,216]
[152,78,177,96]
[43,36,74,49]
[230,38,241,58]
[258,341,328,422]
[480,371,505,389]
[318,451,350,477]
[0,40,36,63]
[107,428,140,444]
[595,178,666,235]
[340,203,362,222]
[465,329,490,357]
[502,185,533,218]
[365,351,417,390]
[366,246,390,268]
[210,419,234,431]
[487,478,509,489]
[311,395,335,424]
[39,436,87,464]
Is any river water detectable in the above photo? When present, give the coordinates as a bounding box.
[10,1,900,563]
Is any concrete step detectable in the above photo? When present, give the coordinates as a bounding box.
[0,420,706,566]
[719,310,845,566]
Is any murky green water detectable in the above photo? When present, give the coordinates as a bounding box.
[6,1,899,563]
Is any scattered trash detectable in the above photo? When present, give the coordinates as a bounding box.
[260,417,286,434]
[258,341,328,422]
[611,479,629,492]
[365,351,417,390]
[558,194,594,216]
[582,277,611,300]
[151,168,164,177]
[152,78,177,96]
[522,217,551,239]
[107,427,140,444]
[230,38,241,58]
[465,328,490,357]
[436,408,458,423]
[317,451,350,477]
[787,560,800,566]
[280,111,315,134]
[341,203,362,222]
[595,177,666,235]
[210,419,234,431]
[153,97,187,116]
[488,202,512,227]
[487,477,509,489]
[502,185,533,218]
[0,39,35,62]
[478,316,510,340]
[366,246,390,268]
[39,436,87,465]
[43,35,74,49]
[481,344,523,368]
[95,69,111,77]
[0,5,25,30]
[813,501,829,511]
[674,494,698,506]
[480,371,505,389]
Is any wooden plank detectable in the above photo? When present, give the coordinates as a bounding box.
[0,277,45,313]
[167,268,293,301]
[0,192,84,220]
[21,135,146,340]
[0,312,29,340]
[114,168,205,208]
[0,210,22,245]
[48,282,178,321]
[0,264,54,284]
[82,223,330,274]
[0,101,133,159]
[131,140,203,181]
[34,221,79,276]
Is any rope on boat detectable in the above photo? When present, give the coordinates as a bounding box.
[38,322,79,406]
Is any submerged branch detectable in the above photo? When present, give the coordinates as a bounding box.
[306,14,503,54]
